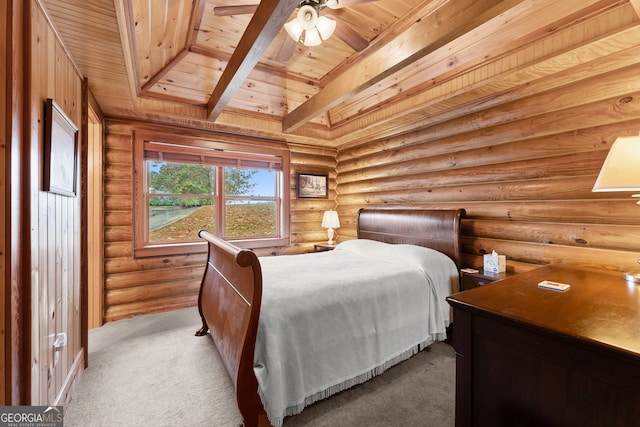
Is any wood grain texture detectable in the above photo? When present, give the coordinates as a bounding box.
[283,0,528,132]
[206,0,300,120]
[13,0,86,406]
[0,0,8,405]
[86,101,104,331]
[448,265,640,427]
[335,5,640,274]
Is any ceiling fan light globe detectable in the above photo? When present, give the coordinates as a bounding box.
[325,0,340,9]
[316,16,336,40]
[297,5,318,31]
[303,28,322,46]
[284,19,304,42]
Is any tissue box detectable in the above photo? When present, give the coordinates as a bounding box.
[483,253,506,273]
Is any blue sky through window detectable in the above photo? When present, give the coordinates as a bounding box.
[251,170,276,196]
[149,161,275,197]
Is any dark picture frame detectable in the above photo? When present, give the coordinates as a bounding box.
[44,98,78,197]
[296,172,328,199]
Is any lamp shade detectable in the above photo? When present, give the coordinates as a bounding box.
[297,5,318,30]
[303,28,322,46]
[592,136,640,191]
[321,210,340,229]
[284,19,304,42]
[316,16,336,40]
[325,0,340,8]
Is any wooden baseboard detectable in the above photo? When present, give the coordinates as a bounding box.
[54,349,85,407]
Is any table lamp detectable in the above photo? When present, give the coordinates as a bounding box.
[321,210,340,245]
[592,135,640,282]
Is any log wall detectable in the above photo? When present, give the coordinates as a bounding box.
[102,120,336,322]
[336,66,640,274]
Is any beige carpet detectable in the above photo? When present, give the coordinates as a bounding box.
[64,307,455,427]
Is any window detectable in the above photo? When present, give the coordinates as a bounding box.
[134,131,290,257]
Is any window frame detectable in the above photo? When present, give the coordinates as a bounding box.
[133,131,290,258]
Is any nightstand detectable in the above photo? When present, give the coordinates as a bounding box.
[314,244,336,252]
[461,269,513,291]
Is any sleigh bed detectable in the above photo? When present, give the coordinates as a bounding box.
[195,208,465,427]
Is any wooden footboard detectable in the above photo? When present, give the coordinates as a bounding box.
[195,230,264,427]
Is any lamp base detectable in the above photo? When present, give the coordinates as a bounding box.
[326,227,335,245]
[623,270,640,283]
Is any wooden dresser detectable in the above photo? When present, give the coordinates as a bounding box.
[446,264,640,427]
[460,269,514,290]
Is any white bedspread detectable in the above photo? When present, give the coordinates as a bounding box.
[254,239,459,427]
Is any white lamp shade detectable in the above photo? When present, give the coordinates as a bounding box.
[325,0,340,9]
[303,28,322,46]
[592,136,640,191]
[321,210,340,229]
[316,16,336,40]
[284,19,304,42]
[297,5,318,31]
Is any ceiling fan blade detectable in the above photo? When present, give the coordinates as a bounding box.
[213,4,259,16]
[276,36,297,63]
[332,18,369,52]
[326,0,379,9]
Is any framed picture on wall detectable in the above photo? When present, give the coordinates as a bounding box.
[44,98,78,197]
[296,172,328,199]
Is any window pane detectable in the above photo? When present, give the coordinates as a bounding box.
[225,201,276,238]
[149,161,215,195]
[147,161,216,242]
[225,168,275,196]
[148,199,215,242]
[224,168,278,239]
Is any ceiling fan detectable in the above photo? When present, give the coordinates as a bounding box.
[214,0,376,60]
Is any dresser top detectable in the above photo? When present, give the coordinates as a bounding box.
[447,264,640,357]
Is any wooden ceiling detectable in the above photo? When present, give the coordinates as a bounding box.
[40,0,640,147]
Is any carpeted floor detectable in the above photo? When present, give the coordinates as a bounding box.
[64,307,455,427]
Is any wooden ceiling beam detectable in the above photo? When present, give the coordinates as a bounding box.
[140,49,189,93]
[325,0,628,139]
[115,0,141,102]
[206,0,300,121]
[282,0,527,133]
[630,0,640,16]
[186,0,207,47]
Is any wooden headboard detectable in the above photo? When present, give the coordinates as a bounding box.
[356,208,466,270]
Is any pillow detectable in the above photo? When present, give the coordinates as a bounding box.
[335,239,455,273]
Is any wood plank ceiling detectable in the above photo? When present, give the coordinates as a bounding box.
[41,0,640,147]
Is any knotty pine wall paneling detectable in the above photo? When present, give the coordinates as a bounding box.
[27,0,84,406]
[102,121,337,322]
[85,90,104,331]
[1,0,9,405]
[336,66,640,275]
